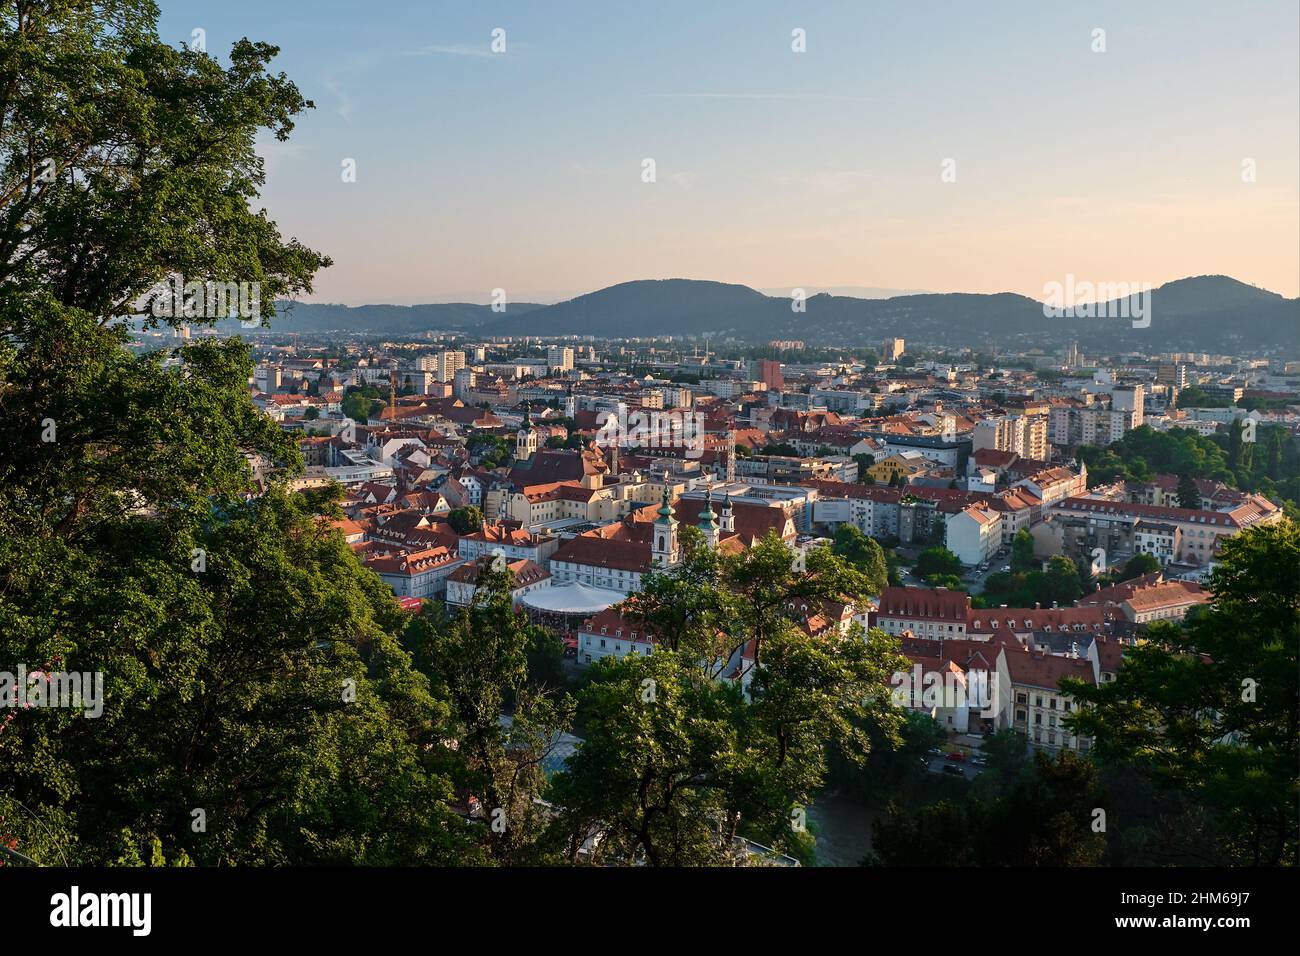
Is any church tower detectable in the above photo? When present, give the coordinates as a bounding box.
[516,404,540,462]
[719,491,735,534]
[698,484,720,549]
[651,484,679,567]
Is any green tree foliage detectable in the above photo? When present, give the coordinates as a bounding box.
[1117,552,1160,580]
[1076,423,1300,514]
[1042,555,1083,606]
[976,556,1084,610]
[868,751,1107,866]
[405,567,571,865]
[979,728,1031,786]
[446,505,484,535]
[341,386,383,423]
[548,534,906,865]
[915,546,962,580]
[0,1,467,865]
[1010,528,1036,573]
[468,434,511,469]
[1077,426,1230,486]
[1064,521,1300,866]
[0,1,328,319]
[1176,387,1228,408]
[831,524,889,595]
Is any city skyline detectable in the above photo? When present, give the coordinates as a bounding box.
[160,0,1300,305]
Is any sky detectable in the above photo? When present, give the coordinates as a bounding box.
[160,0,1300,305]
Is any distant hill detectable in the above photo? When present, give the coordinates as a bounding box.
[757,285,931,299]
[248,276,1296,352]
[485,275,1297,352]
[484,279,770,338]
[258,300,546,335]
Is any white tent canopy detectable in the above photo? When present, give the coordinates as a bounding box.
[520,581,624,615]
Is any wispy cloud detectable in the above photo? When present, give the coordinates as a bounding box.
[650,92,875,103]
[320,76,354,123]
[407,44,496,58]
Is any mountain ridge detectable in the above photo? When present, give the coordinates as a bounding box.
[269,275,1298,352]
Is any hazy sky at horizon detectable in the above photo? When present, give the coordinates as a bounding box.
[161,0,1300,304]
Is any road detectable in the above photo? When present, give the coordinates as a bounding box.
[924,756,981,781]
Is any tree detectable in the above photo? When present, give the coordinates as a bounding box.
[0,3,327,321]
[469,434,511,469]
[852,453,875,482]
[1118,552,1160,579]
[446,506,484,535]
[551,534,906,864]
[1010,528,1036,573]
[869,751,1107,866]
[342,387,382,423]
[1041,556,1083,606]
[1176,472,1201,510]
[405,566,572,865]
[0,1,468,866]
[547,652,739,866]
[915,546,962,580]
[831,525,888,595]
[1065,521,1299,866]
[979,728,1030,785]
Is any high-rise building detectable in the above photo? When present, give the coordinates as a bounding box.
[254,364,281,393]
[881,338,905,362]
[974,413,1049,460]
[429,350,465,382]
[547,346,574,373]
[1111,384,1144,430]
[756,358,784,390]
[453,367,476,399]
[1050,385,1144,449]
[1157,363,1188,389]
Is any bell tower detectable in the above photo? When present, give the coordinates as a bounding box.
[651,484,679,567]
[698,484,720,549]
[719,491,735,534]
[516,404,540,462]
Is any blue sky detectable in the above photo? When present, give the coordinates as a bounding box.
[160,1,1300,304]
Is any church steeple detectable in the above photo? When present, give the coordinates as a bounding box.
[698,484,719,549]
[719,490,735,533]
[652,484,679,567]
[516,403,540,462]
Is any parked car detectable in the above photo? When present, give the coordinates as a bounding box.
[941,764,965,777]
[945,751,966,763]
